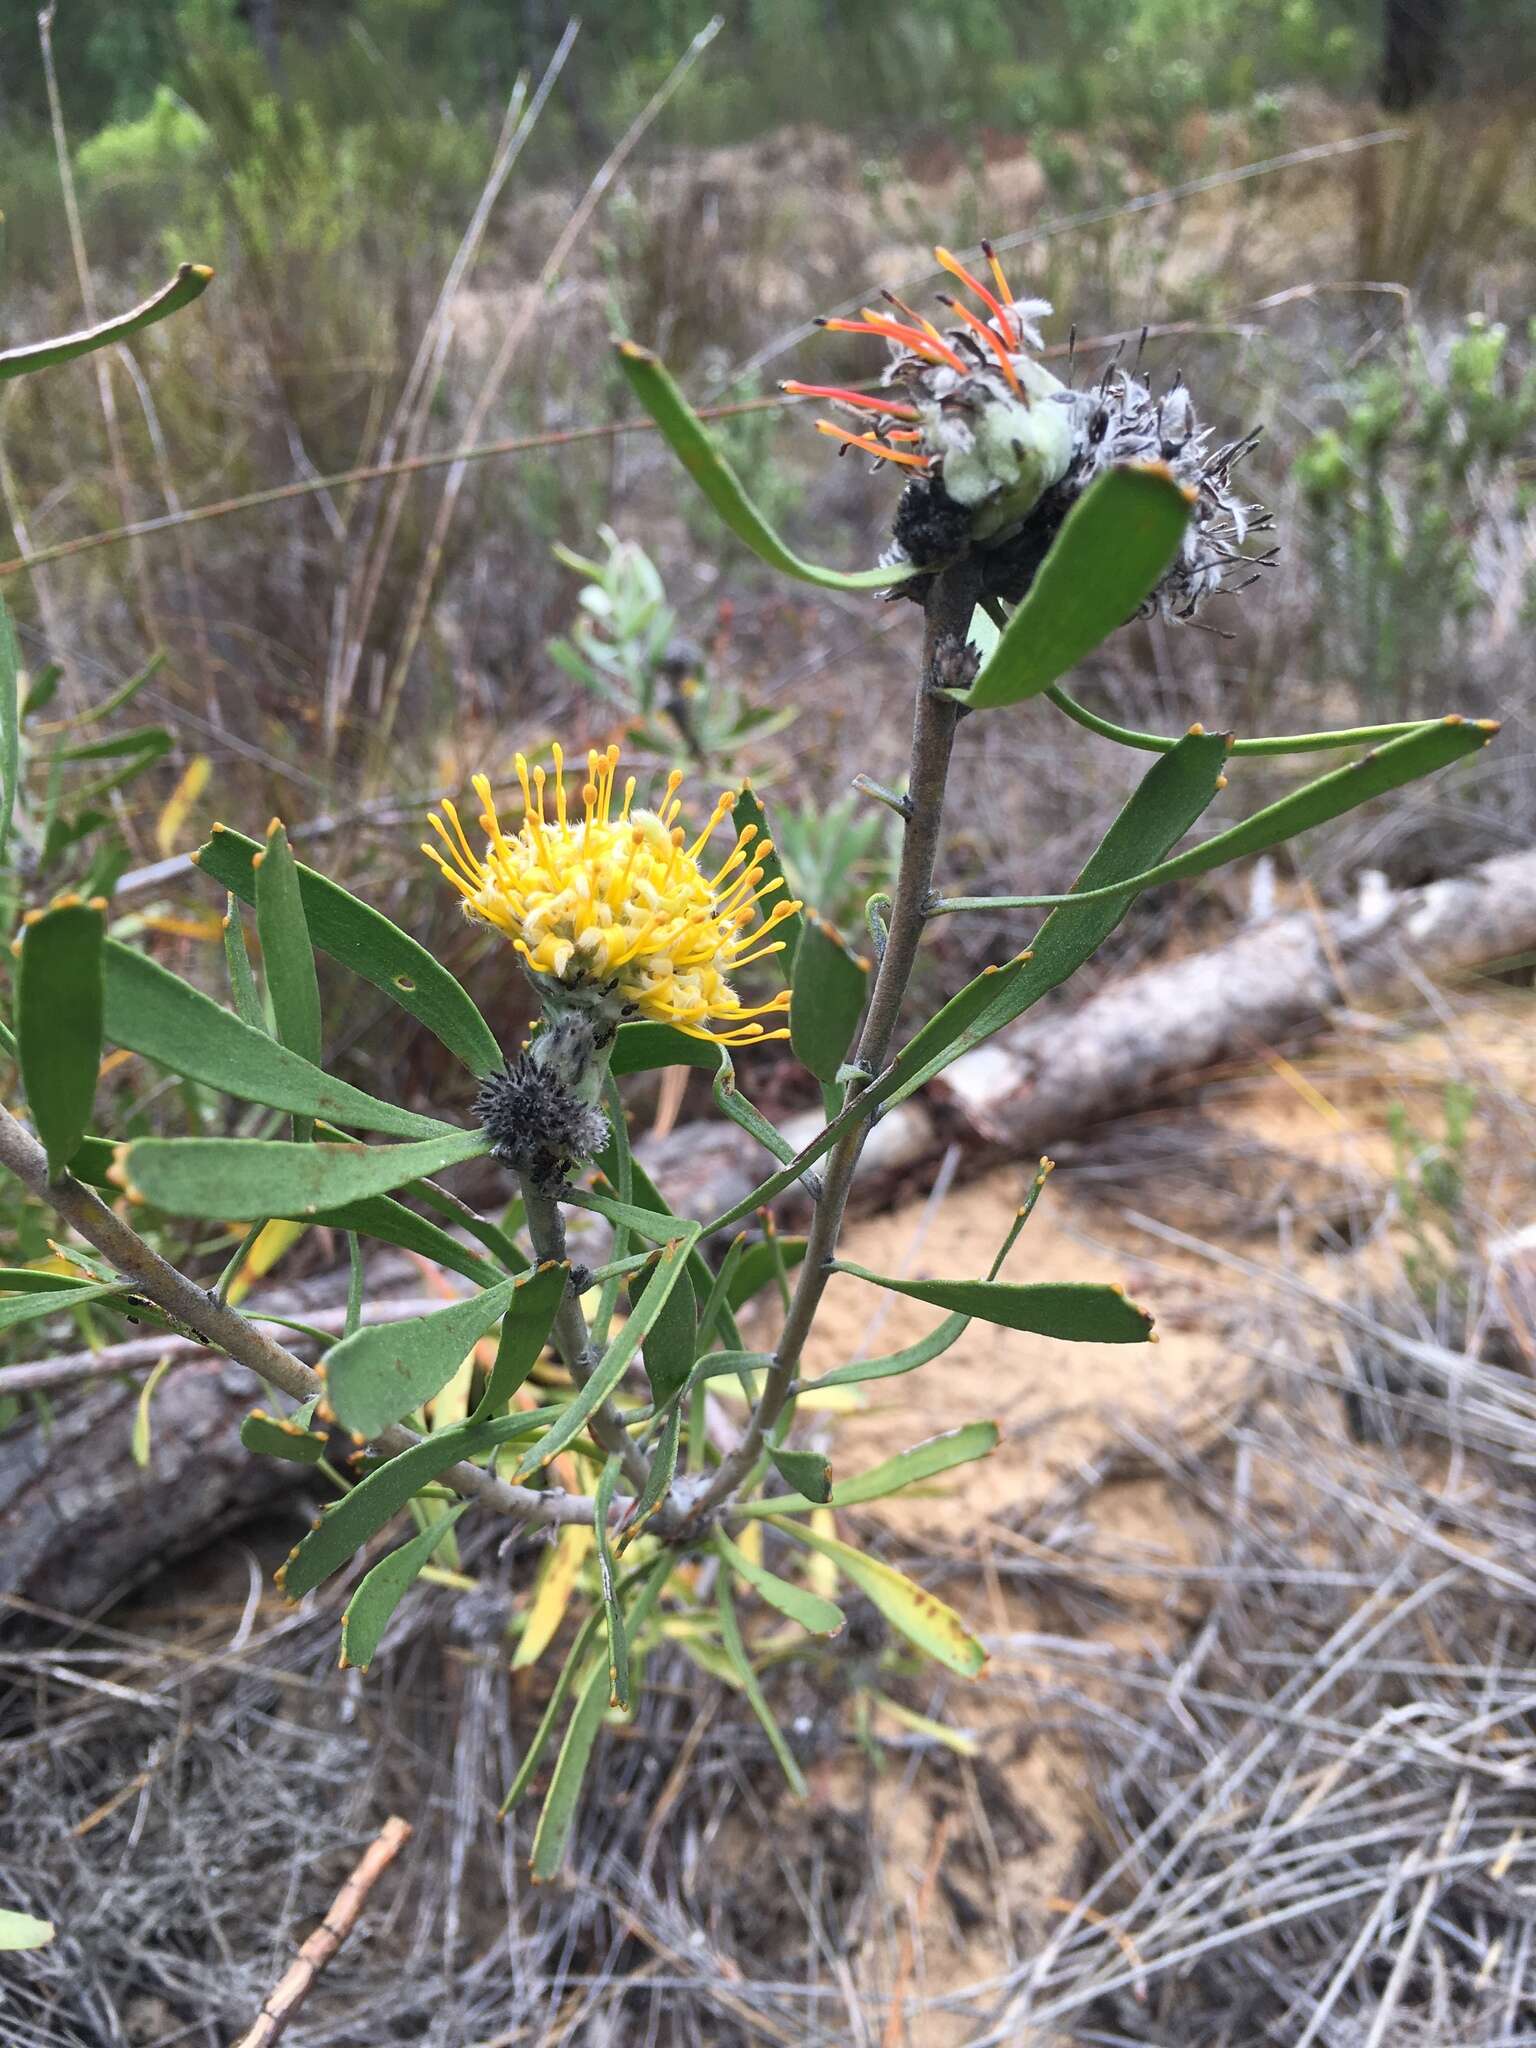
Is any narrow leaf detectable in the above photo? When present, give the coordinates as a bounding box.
[254,819,322,1069]
[119,1127,489,1221]
[17,896,105,1175]
[593,1456,631,1709]
[833,1259,1154,1341]
[636,1251,696,1405]
[302,1194,501,1288]
[790,916,870,1084]
[0,262,213,381]
[0,1276,135,1329]
[527,1556,674,1873]
[746,1423,1001,1516]
[222,897,264,1031]
[714,1570,809,1799]
[196,824,503,1077]
[131,1355,172,1468]
[775,1521,987,1677]
[240,1408,329,1465]
[340,1505,470,1670]
[964,464,1194,709]
[616,1406,682,1553]
[726,1235,809,1312]
[471,1261,568,1419]
[506,1235,699,1482]
[277,1406,554,1598]
[102,942,451,1138]
[1014,716,1498,907]
[714,1526,843,1636]
[614,341,914,591]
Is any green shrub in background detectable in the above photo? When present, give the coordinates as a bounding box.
[1298,317,1536,714]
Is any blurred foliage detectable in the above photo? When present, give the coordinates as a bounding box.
[1298,317,1536,713]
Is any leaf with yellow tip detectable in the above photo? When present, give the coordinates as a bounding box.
[0,263,213,382]
[773,1519,988,1677]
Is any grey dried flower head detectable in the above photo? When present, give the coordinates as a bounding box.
[786,239,1272,626]
[477,1028,612,1194]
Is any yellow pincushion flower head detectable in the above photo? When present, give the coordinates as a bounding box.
[423,744,799,1048]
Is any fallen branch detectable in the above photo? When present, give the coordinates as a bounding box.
[232,1815,412,2048]
[637,847,1536,1214]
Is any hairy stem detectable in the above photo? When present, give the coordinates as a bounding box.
[520,1177,653,1496]
[693,565,978,1516]
[0,1102,599,1529]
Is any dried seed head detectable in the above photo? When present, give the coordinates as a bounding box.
[795,240,1272,625]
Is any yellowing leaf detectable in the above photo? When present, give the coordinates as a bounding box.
[774,1519,988,1677]
[155,753,210,855]
[226,1217,307,1305]
[513,1524,593,1671]
[138,911,225,942]
[426,1347,476,1430]
[736,1517,764,1570]
[805,1507,840,1602]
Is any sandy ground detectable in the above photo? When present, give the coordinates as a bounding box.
[740,988,1536,2041]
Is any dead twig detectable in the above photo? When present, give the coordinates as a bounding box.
[231,1814,412,2048]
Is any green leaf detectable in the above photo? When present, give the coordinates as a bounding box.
[17,896,105,1176]
[254,820,322,1086]
[636,1250,696,1405]
[592,1456,631,1709]
[767,1444,831,1504]
[732,783,804,977]
[339,1504,470,1670]
[0,599,19,863]
[746,1423,1001,1517]
[102,943,451,1139]
[883,730,1230,1102]
[0,1908,55,1950]
[306,1194,501,1287]
[714,1569,809,1799]
[0,262,212,381]
[0,1276,136,1330]
[832,1259,1154,1342]
[120,1126,488,1220]
[527,1555,674,1874]
[996,717,1499,910]
[240,1407,329,1464]
[326,1270,538,1438]
[131,1355,172,1468]
[790,916,870,1084]
[196,824,503,1078]
[614,341,914,591]
[277,1406,554,1598]
[964,464,1193,709]
[714,1526,844,1637]
[471,1261,569,1419]
[506,1233,699,1483]
[801,1310,967,1392]
[615,1405,681,1553]
[49,722,172,765]
[222,897,264,1031]
[774,1521,987,1677]
[725,1235,809,1312]
[610,1020,724,1075]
